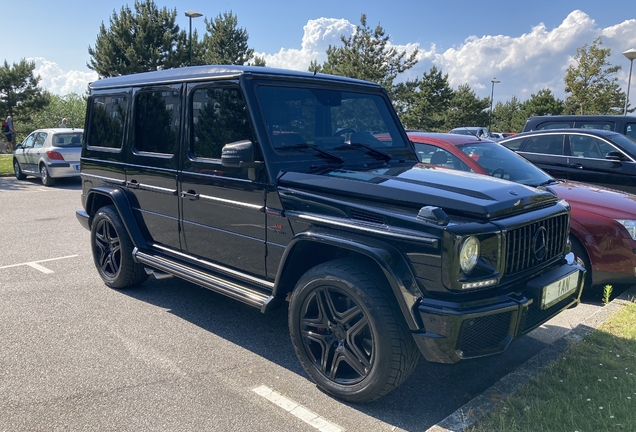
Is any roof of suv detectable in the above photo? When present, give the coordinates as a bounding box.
[502,128,621,140]
[89,65,382,90]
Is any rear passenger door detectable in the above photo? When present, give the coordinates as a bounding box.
[179,82,267,278]
[517,134,568,178]
[125,86,183,251]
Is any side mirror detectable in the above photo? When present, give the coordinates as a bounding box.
[15,144,23,150]
[605,151,626,161]
[221,140,258,168]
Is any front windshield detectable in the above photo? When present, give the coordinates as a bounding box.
[458,141,554,186]
[607,132,636,158]
[256,85,409,154]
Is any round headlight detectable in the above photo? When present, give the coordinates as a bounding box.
[459,236,480,273]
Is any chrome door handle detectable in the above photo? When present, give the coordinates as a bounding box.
[181,190,200,200]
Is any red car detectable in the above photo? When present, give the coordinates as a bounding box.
[406,131,636,290]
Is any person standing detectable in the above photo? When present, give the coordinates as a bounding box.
[59,118,67,128]
[2,116,15,153]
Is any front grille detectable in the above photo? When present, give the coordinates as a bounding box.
[505,214,569,276]
[457,311,513,356]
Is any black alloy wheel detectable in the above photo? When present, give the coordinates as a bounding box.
[289,259,419,403]
[90,206,148,289]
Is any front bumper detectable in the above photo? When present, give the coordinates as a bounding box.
[412,257,585,364]
[76,209,90,231]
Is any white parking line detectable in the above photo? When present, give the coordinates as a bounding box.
[0,255,79,273]
[252,385,343,432]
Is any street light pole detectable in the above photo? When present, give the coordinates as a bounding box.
[623,48,636,116]
[185,10,203,66]
[488,78,500,132]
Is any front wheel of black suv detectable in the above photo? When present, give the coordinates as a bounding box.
[91,205,148,289]
[288,259,420,403]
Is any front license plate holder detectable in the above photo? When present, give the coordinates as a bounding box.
[541,271,579,309]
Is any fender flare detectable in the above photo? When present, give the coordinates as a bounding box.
[85,186,149,250]
[270,229,426,330]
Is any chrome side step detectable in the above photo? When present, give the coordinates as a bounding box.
[133,248,270,309]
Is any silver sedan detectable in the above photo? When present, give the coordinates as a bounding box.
[13,128,83,186]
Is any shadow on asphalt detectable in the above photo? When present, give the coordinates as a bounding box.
[118,276,559,431]
[0,176,81,191]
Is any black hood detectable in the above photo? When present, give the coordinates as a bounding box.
[277,163,558,219]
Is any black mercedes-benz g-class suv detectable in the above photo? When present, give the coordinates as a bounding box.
[76,65,584,403]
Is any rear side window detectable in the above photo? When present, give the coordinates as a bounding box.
[134,90,180,155]
[524,135,564,155]
[537,122,572,130]
[576,121,613,131]
[87,95,128,149]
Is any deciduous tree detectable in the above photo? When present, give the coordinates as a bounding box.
[564,37,625,114]
[87,0,189,77]
[23,93,87,131]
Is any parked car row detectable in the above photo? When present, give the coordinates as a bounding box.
[407,131,636,292]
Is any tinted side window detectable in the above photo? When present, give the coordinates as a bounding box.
[625,123,636,141]
[570,135,616,159]
[524,135,564,155]
[500,137,526,151]
[537,122,572,130]
[87,95,128,149]
[576,121,613,131]
[134,90,180,154]
[191,86,254,159]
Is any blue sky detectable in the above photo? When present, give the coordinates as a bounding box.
[3,0,636,103]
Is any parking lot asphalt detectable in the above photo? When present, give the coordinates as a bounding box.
[0,176,622,431]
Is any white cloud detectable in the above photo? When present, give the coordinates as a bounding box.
[29,11,636,104]
[414,10,636,100]
[30,57,98,96]
[256,18,355,70]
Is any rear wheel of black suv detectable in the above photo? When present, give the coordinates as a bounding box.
[288,259,420,403]
[91,206,148,289]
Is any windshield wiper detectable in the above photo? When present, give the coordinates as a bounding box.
[274,143,345,164]
[537,179,560,187]
[334,143,392,161]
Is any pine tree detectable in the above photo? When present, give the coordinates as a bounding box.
[312,14,418,94]
[199,11,264,66]
[0,59,50,128]
[87,0,189,77]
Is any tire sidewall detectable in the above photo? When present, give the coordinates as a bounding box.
[289,264,396,401]
[90,206,143,289]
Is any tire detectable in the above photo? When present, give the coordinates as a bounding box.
[13,159,26,180]
[571,237,592,292]
[288,259,420,403]
[91,205,148,289]
[40,164,55,187]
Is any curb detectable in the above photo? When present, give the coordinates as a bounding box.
[426,286,636,432]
